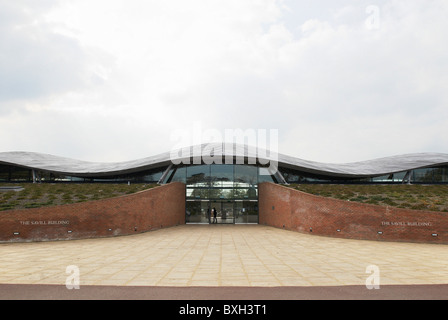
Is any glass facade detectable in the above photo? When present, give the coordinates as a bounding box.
[0,165,33,182]
[412,167,448,183]
[167,164,271,224]
[280,166,448,184]
[2,162,448,186]
[0,165,166,183]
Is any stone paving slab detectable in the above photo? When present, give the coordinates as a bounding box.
[1,225,448,288]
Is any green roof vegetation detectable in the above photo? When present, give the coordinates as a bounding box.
[289,184,448,212]
[0,183,157,211]
[2,182,448,213]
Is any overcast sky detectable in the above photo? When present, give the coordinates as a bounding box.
[0,0,447,164]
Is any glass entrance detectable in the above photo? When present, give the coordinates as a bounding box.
[210,200,234,224]
[181,164,270,224]
[186,199,258,224]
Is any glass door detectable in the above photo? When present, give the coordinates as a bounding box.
[210,200,234,224]
[221,201,234,224]
[186,200,211,223]
[235,200,258,224]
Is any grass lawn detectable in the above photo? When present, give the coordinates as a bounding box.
[0,183,157,211]
[289,184,448,212]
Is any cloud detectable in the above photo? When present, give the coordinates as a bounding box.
[0,1,110,107]
[190,0,448,162]
[0,0,447,163]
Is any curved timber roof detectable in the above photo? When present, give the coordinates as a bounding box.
[1,143,448,179]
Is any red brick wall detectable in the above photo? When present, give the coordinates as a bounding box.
[259,182,448,244]
[0,182,186,242]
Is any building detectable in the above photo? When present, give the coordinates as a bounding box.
[1,143,448,226]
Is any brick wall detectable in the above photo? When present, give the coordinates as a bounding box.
[0,182,186,242]
[259,182,448,244]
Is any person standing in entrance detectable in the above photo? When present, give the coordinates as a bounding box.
[212,207,217,224]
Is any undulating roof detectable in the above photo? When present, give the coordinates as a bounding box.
[1,143,448,179]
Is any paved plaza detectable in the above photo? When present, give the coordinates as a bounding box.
[1,224,448,289]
